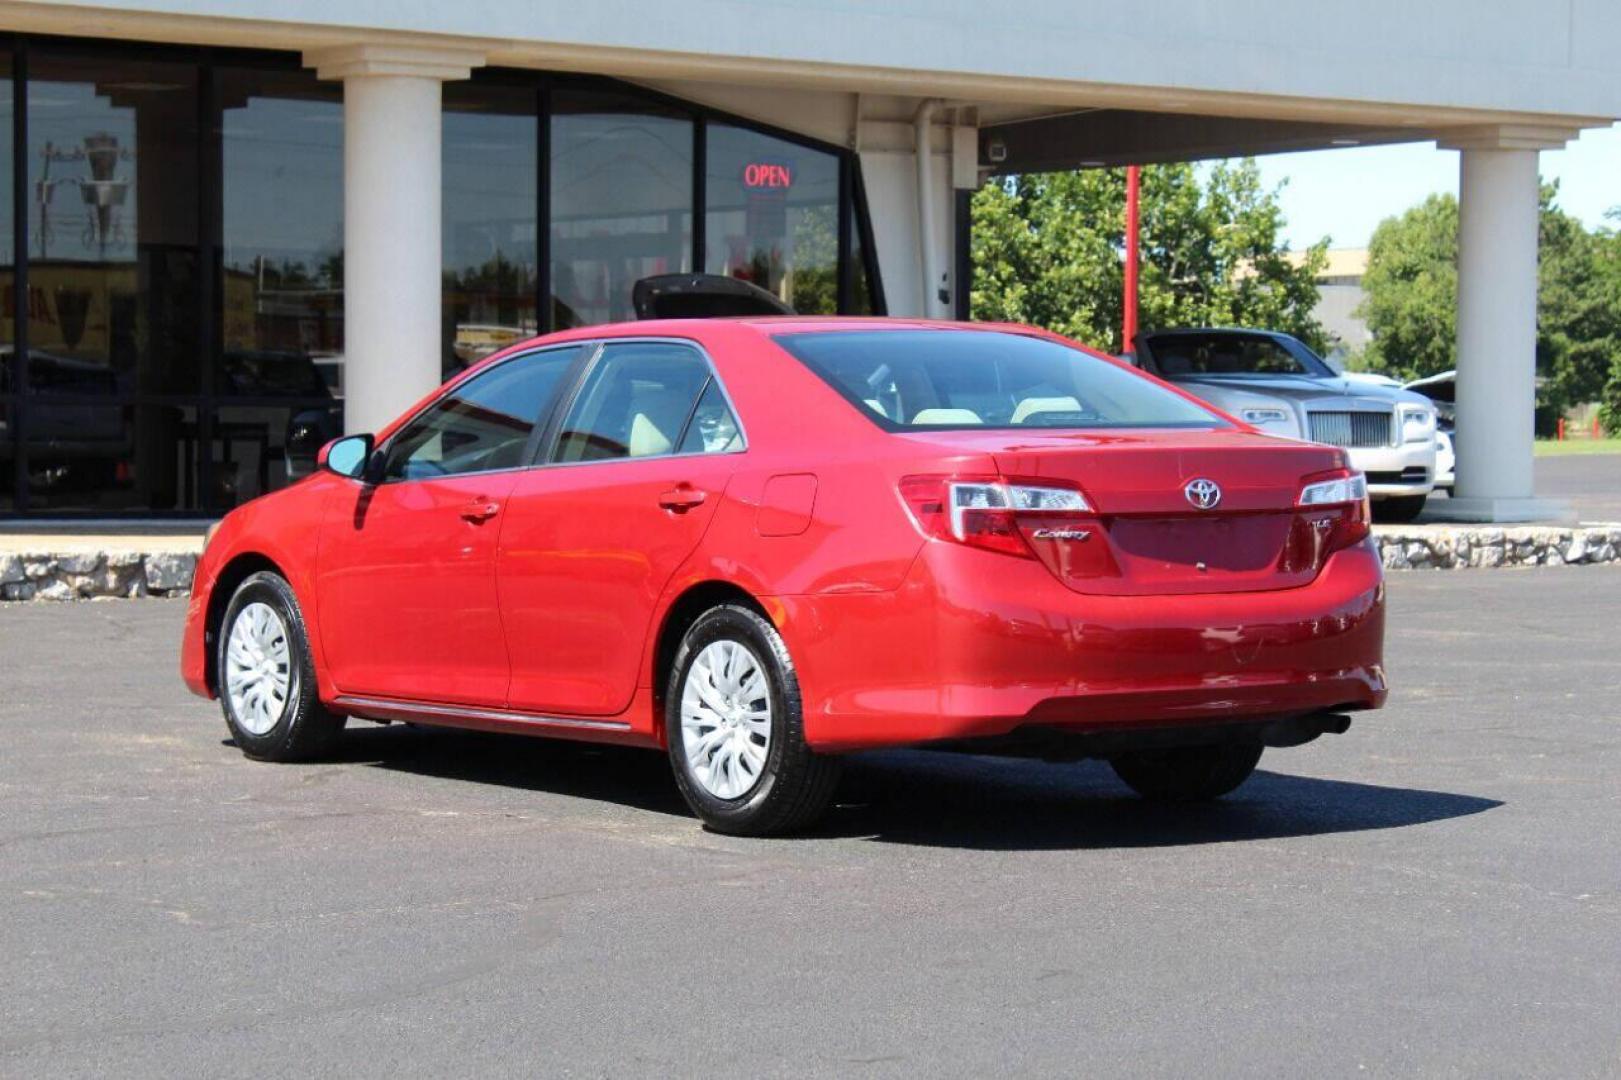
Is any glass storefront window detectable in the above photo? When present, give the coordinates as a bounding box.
[26,52,200,398]
[218,66,344,399]
[847,199,876,316]
[1,50,14,508]
[0,399,14,512]
[0,48,879,515]
[215,65,344,505]
[550,90,692,328]
[704,124,839,315]
[444,80,537,379]
[25,50,201,510]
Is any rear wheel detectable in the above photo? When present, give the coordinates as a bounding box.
[218,571,344,762]
[666,605,839,836]
[1109,743,1263,802]
[1373,493,1427,524]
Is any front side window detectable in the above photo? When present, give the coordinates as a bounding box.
[776,330,1224,431]
[384,347,580,480]
[553,342,726,462]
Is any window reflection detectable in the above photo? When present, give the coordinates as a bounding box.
[1,52,13,508]
[847,199,876,315]
[24,51,201,511]
[551,91,692,327]
[0,52,880,516]
[217,65,344,502]
[443,81,537,378]
[705,125,839,314]
[0,400,13,512]
[26,52,200,401]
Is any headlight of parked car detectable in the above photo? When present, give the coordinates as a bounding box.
[1399,404,1437,443]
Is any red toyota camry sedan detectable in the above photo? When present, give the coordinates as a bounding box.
[181,318,1386,835]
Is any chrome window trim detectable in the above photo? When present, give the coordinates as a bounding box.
[535,335,749,469]
[367,342,596,487]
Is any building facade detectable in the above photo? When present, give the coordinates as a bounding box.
[0,1,1617,521]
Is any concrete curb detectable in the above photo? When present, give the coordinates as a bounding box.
[4,523,1620,602]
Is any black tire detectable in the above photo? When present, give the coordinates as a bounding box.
[217,570,344,762]
[1109,743,1263,802]
[1373,493,1427,524]
[665,604,840,836]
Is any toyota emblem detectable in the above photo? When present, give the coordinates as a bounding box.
[1184,478,1222,510]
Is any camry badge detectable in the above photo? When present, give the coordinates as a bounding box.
[1031,527,1092,541]
[1184,478,1222,510]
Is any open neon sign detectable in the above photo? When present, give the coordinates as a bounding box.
[742,161,794,190]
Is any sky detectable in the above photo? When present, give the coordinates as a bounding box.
[1249,122,1621,251]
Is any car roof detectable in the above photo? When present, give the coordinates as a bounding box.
[487,316,1056,353]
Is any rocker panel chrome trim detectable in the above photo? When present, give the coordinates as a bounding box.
[333,695,632,732]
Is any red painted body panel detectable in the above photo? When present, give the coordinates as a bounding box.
[498,453,737,716]
[181,318,1386,760]
[316,472,518,706]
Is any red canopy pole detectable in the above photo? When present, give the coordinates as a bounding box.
[1123,165,1141,352]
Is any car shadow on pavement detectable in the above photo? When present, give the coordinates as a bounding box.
[308,726,1501,850]
[821,750,1503,850]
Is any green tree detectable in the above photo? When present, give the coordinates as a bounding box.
[1594,214,1621,434]
[1358,184,1621,423]
[1355,194,1457,382]
[971,160,1328,354]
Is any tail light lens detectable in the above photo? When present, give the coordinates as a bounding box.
[899,476,1092,558]
[1290,470,1371,562]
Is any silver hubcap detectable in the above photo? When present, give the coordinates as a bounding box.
[225,602,292,736]
[680,639,772,800]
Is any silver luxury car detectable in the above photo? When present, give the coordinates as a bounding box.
[1131,328,1439,522]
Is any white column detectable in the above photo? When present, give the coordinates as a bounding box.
[1439,125,1580,524]
[305,45,484,436]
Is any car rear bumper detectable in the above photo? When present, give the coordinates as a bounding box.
[777,540,1386,752]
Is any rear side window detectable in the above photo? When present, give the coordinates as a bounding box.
[552,342,740,462]
[775,330,1223,431]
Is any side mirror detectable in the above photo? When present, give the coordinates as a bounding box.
[320,434,374,480]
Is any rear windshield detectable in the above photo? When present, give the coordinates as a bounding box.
[775,329,1224,431]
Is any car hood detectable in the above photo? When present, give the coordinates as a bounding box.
[1167,372,1432,410]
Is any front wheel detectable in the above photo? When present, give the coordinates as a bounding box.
[218,571,344,762]
[1373,493,1427,524]
[666,605,840,836]
[1109,743,1263,802]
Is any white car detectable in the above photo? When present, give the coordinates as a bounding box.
[1405,371,1457,495]
[1132,329,1439,523]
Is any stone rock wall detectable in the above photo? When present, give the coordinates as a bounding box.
[3,526,1619,603]
[0,551,198,602]
[1372,526,1621,571]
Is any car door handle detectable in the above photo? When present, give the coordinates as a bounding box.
[460,499,501,523]
[658,486,707,512]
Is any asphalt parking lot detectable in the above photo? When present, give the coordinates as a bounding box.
[1536,452,1621,522]
[3,568,1619,1077]
[1425,451,1621,523]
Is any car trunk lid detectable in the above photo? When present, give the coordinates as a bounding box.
[902,428,1351,595]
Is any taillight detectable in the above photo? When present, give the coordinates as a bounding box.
[1291,469,1371,560]
[899,475,1092,558]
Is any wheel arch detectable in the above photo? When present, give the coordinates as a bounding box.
[649,580,776,725]
[202,552,289,696]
